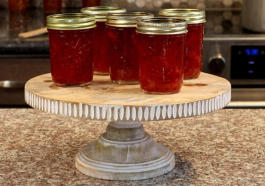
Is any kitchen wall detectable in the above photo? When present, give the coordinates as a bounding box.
[0,0,242,9]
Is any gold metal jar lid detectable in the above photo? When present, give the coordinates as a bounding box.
[159,9,206,24]
[106,12,154,27]
[81,6,126,22]
[136,17,187,35]
[46,13,96,30]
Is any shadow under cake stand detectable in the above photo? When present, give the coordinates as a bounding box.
[24,72,231,180]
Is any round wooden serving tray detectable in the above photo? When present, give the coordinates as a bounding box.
[25,72,231,181]
[25,72,231,122]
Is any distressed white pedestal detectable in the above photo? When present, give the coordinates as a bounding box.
[25,73,231,180]
[76,121,175,180]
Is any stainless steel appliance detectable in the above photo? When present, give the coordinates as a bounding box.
[0,54,50,106]
[202,10,265,107]
[242,0,265,32]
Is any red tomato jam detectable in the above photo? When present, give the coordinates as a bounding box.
[136,34,186,94]
[82,0,101,7]
[94,21,109,74]
[184,23,204,79]
[81,7,126,74]
[108,26,138,84]
[48,29,95,86]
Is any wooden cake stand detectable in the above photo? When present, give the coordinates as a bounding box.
[25,72,231,180]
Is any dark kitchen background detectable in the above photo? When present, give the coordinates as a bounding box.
[0,0,243,35]
[0,0,242,9]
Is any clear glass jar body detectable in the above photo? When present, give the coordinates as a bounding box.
[136,33,186,94]
[108,26,138,84]
[43,0,62,13]
[8,0,27,11]
[48,29,95,86]
[94,21,109,75]
[184,23,205,79]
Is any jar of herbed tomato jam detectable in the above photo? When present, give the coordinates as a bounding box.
[106,12,154,84]
[47,14,96,86]
[159,9,206,79]
[136,18,187,94]
[81,6,126,75]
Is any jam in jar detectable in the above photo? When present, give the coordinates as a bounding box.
[136,18,187,94]
[47,14,96,86]
[82,0,101,7]
[106,12,154,84]
[81,6,126,75]
[159,9,206,79]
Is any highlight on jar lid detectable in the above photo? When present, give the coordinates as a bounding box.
[46,13,96,30]
[136,17,187,35]
[106,12,154,27]
[159,9,206,24]
[81,6,126,22]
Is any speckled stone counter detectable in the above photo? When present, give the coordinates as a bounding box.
[0,9,48,54]
[0,108,265,185]
[0,9,79,54]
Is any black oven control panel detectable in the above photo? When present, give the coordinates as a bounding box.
[231,46,265,79]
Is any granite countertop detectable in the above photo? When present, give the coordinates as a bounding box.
[0,9,49,54]
[0,8,80,54]
[0,108,264,185]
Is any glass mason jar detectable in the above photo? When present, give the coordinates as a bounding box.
[136,18,187,94]
[46,14,96,86]
[159,9,206,79]
[106,12,154,84]
[81,6,126,75]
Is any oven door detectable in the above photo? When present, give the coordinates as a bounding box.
[0,54,50,106]
[202,36,265,108]
[227,88,265,107]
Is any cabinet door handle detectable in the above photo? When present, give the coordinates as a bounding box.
[0,80,25,89]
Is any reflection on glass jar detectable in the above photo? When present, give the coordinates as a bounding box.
[106,12,154,84]
[43,0,62,13]
[136,18,187,94]
[81,6,126,75]
[159,9,206,79]
[8,0,27,11]
[9,11,28,37]
[47,14,96,86]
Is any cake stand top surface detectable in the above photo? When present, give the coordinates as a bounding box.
[25,73,231,121]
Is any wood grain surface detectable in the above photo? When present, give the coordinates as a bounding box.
[24,73,231,121]
[25,73,231,106]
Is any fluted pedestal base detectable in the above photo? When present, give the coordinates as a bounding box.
[75,121,175,180]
